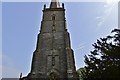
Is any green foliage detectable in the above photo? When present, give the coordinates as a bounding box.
[77,67,86,80]
[84,29,120,79]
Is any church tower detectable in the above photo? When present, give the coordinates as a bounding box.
[21,0,78,79]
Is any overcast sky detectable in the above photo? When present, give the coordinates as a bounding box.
[2,0,119,78]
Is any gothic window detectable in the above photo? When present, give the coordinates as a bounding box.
[48,72,59,80]
[52,14,56,28]
[52,14,56,20]
[52,56,55,66]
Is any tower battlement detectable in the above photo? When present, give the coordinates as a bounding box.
[21,1,79,80]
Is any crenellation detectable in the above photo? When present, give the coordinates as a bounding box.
[21,0,79,80]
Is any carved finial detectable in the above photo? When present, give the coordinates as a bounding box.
[19,73,22,80]
[44,4,46,10]
[20,73,22,78]
[62,3,64,9]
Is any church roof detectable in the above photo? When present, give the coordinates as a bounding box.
[50,0,60,8]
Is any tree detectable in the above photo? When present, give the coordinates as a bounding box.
[77,67,86,80]
[84,29,120,80]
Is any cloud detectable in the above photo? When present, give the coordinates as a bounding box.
[74,43,86,51]
[2,54,21,78]
[96,1,118,30]
[0,68,1,79]
[0,0,115,2]
[2,65,21,78]
[0,53,2,79]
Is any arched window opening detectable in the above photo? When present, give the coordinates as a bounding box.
[48,72,59,80]
[52,14,56,20]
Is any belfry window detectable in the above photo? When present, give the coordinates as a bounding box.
[52,14,56,20]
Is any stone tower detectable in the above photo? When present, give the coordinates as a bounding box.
[21,0,78,80]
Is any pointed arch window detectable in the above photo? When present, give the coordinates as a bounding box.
[52,14,56,20]
[48,72,59,80]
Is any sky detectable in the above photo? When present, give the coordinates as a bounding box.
[1,0,119,78]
